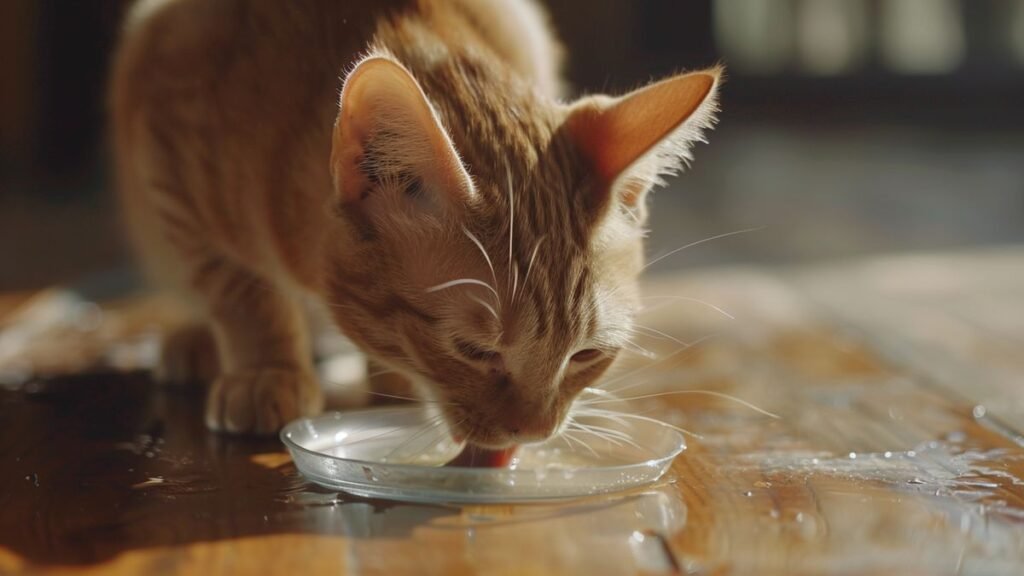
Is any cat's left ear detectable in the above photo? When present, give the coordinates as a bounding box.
[330,56,476,215]
[565,66,722,214]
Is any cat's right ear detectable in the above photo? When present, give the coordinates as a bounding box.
[330,56,475,214]
[565,67,722,217]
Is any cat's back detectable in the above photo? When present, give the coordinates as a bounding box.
[113,0,408,113]
[111,0,562,287]
[111,0,411,280]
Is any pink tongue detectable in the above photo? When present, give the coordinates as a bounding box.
[445,445,518,468]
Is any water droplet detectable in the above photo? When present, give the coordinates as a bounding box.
[810,458,819,465]
[848,452,857,460]
[769,509,780,519]
[908,477,925,485]
[794,512,804,523]
[743,491,754,497]
[973,405,987,419]
[883,451,893,459]
[907,450,917,458]
[946,431,966,443]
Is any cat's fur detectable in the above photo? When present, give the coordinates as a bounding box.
[111,0,720,445]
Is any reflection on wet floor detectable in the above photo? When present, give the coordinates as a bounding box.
[0,372,686,573]
[4,256,1024,574]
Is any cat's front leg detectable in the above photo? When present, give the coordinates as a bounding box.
[191,257,323,434]
[157,322,220,385]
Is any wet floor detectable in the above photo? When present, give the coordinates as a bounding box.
[0,372,685,572]
[4,253,1024,574]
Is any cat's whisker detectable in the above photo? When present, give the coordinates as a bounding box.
[570,421,642,450]
[461,226,501,309]
[360,390,455,405]
[558,429,591,456]
[637,295,735,320]
[641,227,764,273]
[629,324,690,347]
[567,423,624,447]
[620,340,657,359]
[561,429,605,457]
[469,294,500,321]
[571,406,631,428]
[581,387,618,399]
[382,415,449,461]
[323,373,456,409]
[578,389,779,418]
[575,408,704,440]
[506,166,515,301]
[510,262,520,307]
[427,278,501,302]
[597,334,715,392]
[517,235,546,306]
[581,228,761,320]
[366,368,400,379]
[345,415,443,448]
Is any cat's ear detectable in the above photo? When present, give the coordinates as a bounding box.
[566,66,722,212]
[330,56,475,214]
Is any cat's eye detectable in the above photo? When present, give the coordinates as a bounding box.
[454,339,500,363]
[570,348,603,363]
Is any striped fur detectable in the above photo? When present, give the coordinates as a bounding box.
[111,0,719,441]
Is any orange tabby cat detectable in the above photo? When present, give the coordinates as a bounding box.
[111,0,720,443]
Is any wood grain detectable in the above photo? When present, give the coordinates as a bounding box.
[2,248,1023,575]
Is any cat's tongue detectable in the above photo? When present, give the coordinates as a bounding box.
[445,444,518,468]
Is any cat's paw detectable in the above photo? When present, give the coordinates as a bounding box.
[205,368,323,434]
[156,323,220,385]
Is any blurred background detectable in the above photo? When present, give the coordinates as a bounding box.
[2,0,1023,290]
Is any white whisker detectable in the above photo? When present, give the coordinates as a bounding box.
[346,415,443,447]
[360,390,453,405]
[560,430,600,458]
[469,294,500,321]
[621,340,657,359]
[507,167,515,300]
[568,424,624,448]
[383,416,448,461]
[518,236,546,305]
[578,409,704,440]
[427,278,501,301]
[630,324,690,347]
[638,295,735,320]
[572,421,639,446]
[461,226,500,307]
[511,262,519,306]
[599,334,715,393]
[642,227,764,272]
[580,389,779,418]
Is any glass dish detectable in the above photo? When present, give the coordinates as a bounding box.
[281,406,685,504]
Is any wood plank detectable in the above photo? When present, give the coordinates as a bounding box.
[2,251,1024,575]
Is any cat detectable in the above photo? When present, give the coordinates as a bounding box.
[110,0,720,446]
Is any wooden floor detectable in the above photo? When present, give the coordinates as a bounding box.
[2,248,1024,575]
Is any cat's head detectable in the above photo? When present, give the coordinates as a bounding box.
[326,54,720,448]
